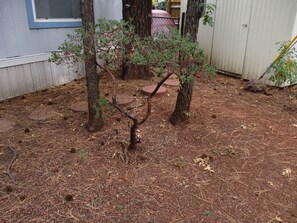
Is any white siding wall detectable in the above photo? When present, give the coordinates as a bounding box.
[0,57,84,101]
[0,0,122,101]
[94,0,122,21]
[180,0,217,62]
[180,0,297,83]
[0,0,122,59]
[292,11,297,39]
[0,1,78,59]
[242,0,297,81]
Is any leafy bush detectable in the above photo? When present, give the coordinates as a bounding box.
[50,19,137,72]
[269,41,297,86]
[131,28,216,83]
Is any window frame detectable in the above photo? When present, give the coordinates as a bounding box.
[26,0,82,29]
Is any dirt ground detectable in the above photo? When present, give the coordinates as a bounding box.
[0,74,297,223]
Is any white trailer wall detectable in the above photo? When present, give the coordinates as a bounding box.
[0,0,122,101]
[242,0,297,81]
[0,0,122,59]
[180,0,297,83]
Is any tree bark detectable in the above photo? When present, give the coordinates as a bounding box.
[122,0,152,38]
[80,0,104,132]
[170,0,205,125]
[122,0,152,80]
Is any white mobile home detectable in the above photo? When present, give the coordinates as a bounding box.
[0,0,122,101]
[181,0,297,83]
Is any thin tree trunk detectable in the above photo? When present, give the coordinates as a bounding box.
[170,0,205,125]
[122,0,152,80]
[80,0,104,132]
[122,0,151,38]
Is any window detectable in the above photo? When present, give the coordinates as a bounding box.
[26,0,82,29]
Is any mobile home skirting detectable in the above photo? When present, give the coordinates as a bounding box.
[0,54,84,101]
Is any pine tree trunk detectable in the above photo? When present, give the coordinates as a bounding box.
[170,0,205,125]
[122,0,152,80]
[80,0,104,132]
[169,79,194,125]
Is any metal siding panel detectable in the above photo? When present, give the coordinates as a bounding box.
[180,0,187,12]
[292,11,297,38]
[14,65,28,95]
[37,31,50,54]
[62,64,71,83]
[50,63,59,85]
[0,19,4,58]
[23,64,36,93]
[68,64,77,81]
[37,62,49,89]
[0,1,78,59]
[7,66,22,96]
[47,29,76,52]
[50,63,65,85]
[211,0,253,74]
[30,63,41,91]
[94,0,122,20]
[1,1,122,60]
[180,0,217,62]
[0,17,19,58]
[15,20,40,56]
[0,61,84,101]
[44,61,54,87]
[197,0,217,62]
[0,68,13,100]
[94,0,108,19]
[56,64,67,84]
[109,0,122,20]
[242,0,297,82]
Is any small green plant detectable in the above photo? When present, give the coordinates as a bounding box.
[77,149,89,162]
[269,41,297,86]
[202,3,216,27]
[115,204,124,211]
[94,97,114,120]
[204,210,213,217]
[158,0,168,10]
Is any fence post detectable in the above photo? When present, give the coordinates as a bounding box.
[180,12,185,36]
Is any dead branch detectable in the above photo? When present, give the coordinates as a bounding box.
[99,57,175,157]
[139,72,173,125]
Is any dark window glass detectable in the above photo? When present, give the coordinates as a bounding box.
[35,0,81,19]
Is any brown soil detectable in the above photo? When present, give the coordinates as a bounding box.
[141,85,167,96]
[0,74,297,223]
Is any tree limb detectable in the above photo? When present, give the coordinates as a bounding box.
[139,72,173,125]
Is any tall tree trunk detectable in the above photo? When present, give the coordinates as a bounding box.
[170,0,205,125]
[80,0,104,132]
[122,0,152,80]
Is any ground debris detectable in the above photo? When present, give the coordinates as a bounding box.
[244,79,272,95]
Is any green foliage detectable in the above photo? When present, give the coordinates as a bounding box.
[157,1,167,10]
[269,41,297,86]
[77,149,89,162]
[201,3,216,27]
[131,28,216,83]
[51,18,215,87]
[94,97,114,120]
[204,210,213,217]
[50,18,137,72]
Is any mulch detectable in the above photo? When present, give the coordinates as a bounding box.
[0,74,297,222]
